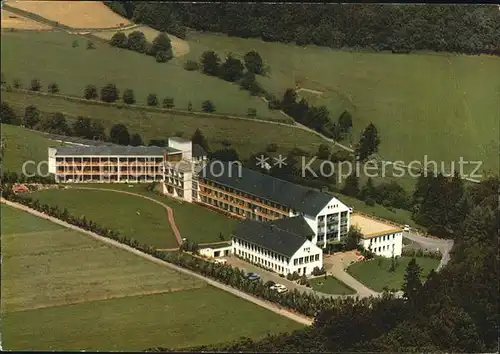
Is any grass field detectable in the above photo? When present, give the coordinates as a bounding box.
[186,32,500,175]
[31,186,239,245]
[1,90,337,159]
[346,256,440,292]
[5,0,130,29]
[0,123,64,174]
[309,276,356,295]
[0,31,283,122]
[31,188,178,248]
[1,10,52,30]
[1,204,302,350]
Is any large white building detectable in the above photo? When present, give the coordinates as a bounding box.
[47,136,207,202]
[232,217,323,275]
[350,213,403,257]
[197,161,351,249]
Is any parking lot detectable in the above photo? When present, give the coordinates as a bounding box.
[224,256,350,298]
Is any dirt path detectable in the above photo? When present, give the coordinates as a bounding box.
[68,186,183,247]
[1,198,312,326]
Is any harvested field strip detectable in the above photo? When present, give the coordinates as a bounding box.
[5,0,131,29]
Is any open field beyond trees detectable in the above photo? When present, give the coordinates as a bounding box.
[186,32,500,174]
[346,256,440,292]
[1,31,283,122]
[31,186,239,246]
[1,90,334,158]
[1,10,52,30]
[5,0,131,29]
[1,204,302,350]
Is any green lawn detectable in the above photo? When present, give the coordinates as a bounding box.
[31,185,239,245]
[187,32,500,175]
[1,204,302,351]
[67,183,240,244]
[1,204,202,312]
[30,188,179,248]
[0,123,63,174]
[0,30,284,121]
[2,90,337,159]
[346,256,440,292]
[3,287,302,351]
[309,276,356,295]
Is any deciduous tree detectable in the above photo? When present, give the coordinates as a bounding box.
[83,84,98,100]
[100,83,120,103]
[109,123,130,145]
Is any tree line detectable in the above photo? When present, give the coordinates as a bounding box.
[107,3,500,55]
[110,30,173,63]
[147,175,499,352]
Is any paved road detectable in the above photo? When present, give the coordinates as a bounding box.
[403,230,454,270]
[1,198,313,326]
[323,252,378,298]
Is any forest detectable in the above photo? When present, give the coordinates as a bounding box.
[105,2,500,55]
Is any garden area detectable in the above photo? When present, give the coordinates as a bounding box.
[346,256,440,292]
[309,276,356,295]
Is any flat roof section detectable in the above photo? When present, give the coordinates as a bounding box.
[54,145,179,157]
[350,213,402,239]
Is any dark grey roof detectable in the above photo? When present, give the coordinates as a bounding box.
[232,218,309,257]
[192,144,207,158]
[201,161,334,216]
[54,145,179,156]
[268,216,314,239]
[44,133,116,147]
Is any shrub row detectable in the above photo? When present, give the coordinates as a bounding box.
[2,187,374,318]
[402,248,442,260]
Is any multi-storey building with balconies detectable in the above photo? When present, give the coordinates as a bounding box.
[196,161,351,250]
[47,136,207,204]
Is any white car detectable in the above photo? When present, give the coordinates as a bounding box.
[271,283,288,293]
[213,258,227,265]
[403,225,410,232]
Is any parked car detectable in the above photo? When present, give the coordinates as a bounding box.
[271,283,288,293]
[403,225,410,232]
[264,280,276,288]
[244,272,260,281]
[213,258,227,265]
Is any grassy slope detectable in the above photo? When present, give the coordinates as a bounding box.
[1,204,302,350]
[65,184,239,244]
[1,204,202,312]
[2,90,336,159]
[0,123,62,174]
[30,188,178,248]
[188,32,500,174]
[0,31,284,121]
[346,256,440,292]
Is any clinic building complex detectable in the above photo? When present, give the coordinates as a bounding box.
[48,136,402,275]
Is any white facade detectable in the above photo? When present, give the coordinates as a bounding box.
[362,231,403,257]
[199,245,232,259]
[232,237,323,276]
[168,137,192,161]
[303,197,351,247]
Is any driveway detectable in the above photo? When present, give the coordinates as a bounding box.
[323,251,378,298]
[403,230,454,270]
